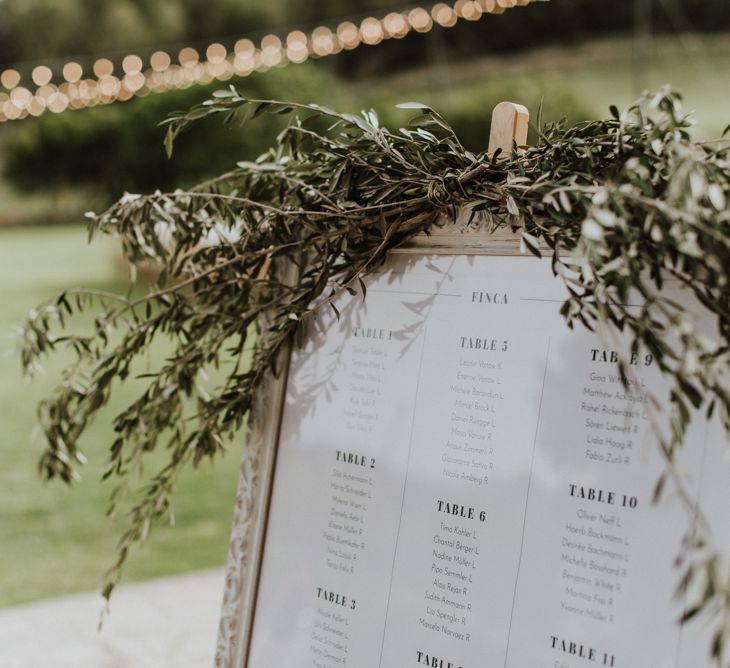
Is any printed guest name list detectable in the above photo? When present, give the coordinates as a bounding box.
[248,255,720,668]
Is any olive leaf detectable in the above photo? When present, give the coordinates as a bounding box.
[20,88,730,662]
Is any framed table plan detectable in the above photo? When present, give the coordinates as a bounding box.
[214,104,729,668]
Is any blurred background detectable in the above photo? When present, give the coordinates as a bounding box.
[0,0,728,664]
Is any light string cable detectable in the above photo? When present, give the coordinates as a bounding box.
[0,0,546,122]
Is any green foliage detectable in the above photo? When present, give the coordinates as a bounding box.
[331,0,730,79]
[373,83,592,153]
[3,64,338,200]
[20,88,730,661]
[3,0,730,75]
[0,0,272,64]
[0,225,241,605]
[3,63,592,202]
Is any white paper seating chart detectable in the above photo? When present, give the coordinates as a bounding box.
[246,254,727,668]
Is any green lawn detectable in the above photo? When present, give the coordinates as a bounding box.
[0,32,728,607]
[2,33,729,228]
[0,225,242,606]
[361,34,730,142]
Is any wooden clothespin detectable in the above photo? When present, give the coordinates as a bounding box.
[488,101,529,157]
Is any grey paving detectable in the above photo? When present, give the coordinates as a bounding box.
[0,568,224,668]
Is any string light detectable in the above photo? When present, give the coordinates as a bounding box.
[360,17,384,45]
[260,34,283,67]
[408,7,433,32]
[286,30,309,63]
[234,39,255,56]
[1,69,21,90]
[311,27,335,57]
[62,62,83,83]
[383,12,409,38]
[31,65,53,87]
[0,0,542,123]
[92,58,114,78]
[150,51,171,72]
[206,43,227,64]
[337,21,361,49]
[122,54,144,75]
[179,47,200,67]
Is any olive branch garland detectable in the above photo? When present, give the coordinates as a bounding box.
[19,87,730,659]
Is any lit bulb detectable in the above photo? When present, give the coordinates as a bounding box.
[98,75,120,97]
[206,43,227,64]
[408,8,433,32]
[93,58,114,78]
[122,55,143,75]
[432,3,458,27]
[48,93,69,113]
[383,13,409,38]
[63,62,83,83]
[337,21,360,49]
[233,53,254,74]
[10,86,32,109]
[32,65,53,87]
[124,72,145,92]
[234,39,255,56]
[150,51,171,72]
[1,69,21,90]
[360,17,384,45]
[179,47,199,67]
[261,34,282,53]
[311,27,335,56]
